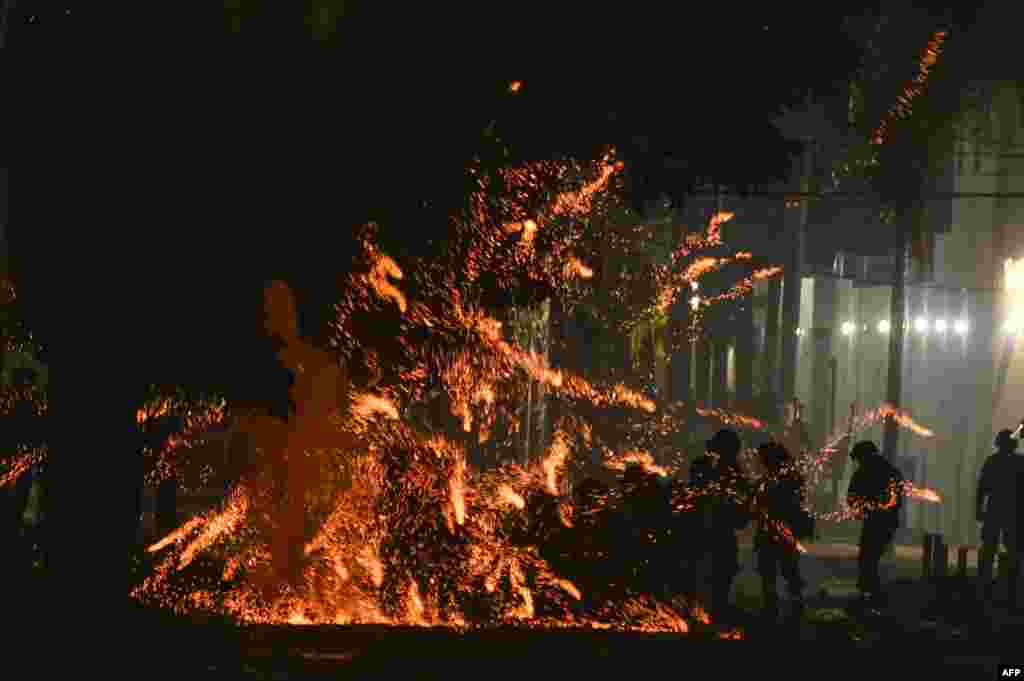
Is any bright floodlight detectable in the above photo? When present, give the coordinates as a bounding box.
[934,319,947,332]
[690,280,699,291]
[954,319,968,335]
[840,321,856,336]
[1006,258,1024,336]
[914,316,929,333]
[690,295,701,311]
[877,319,890,334]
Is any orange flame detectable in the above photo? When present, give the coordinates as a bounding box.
[351,393,400,421]
[565,256,594,279]
[873,31,947,146]
[362,245,407,313]
[0,449,43,489]
[695,407,765,430]
[497,484,526,509]
[908,485,942,503]
[604,449,671,477]
[128,155,723,632]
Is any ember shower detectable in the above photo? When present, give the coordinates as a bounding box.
[125,144,938,631]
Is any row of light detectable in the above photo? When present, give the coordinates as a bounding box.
[838,318,969,336]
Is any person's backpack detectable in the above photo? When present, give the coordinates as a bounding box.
[790,502,815,540]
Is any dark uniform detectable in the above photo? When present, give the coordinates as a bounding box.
[846,440,904,605]
[688,429,752,620]
[571,478,616,601]
[753,442,806,620]
[619,464,671,595]
[977,429,1024,604]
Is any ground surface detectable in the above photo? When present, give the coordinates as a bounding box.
[123,542,1024,679]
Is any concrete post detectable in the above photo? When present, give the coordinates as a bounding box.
[780,141,812,413]
[713,341,729,409]
[735,303,755,415]
[762,279,782,421]
[695,338,711,408]
[883,240,908,461]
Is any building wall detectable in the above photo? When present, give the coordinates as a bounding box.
[795,277,815,413]
[897,81,1024,543]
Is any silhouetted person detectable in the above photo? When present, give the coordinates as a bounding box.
[675,476,704,608]
[571,477,615,602]
[689,429,752,621]
[621,464,674,597]
[4,465,33,574]
[753,442,807,622]
[620,464,659,593]
[846,440,904,609]
[976,429,1024,607]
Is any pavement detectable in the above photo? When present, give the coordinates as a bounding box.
[123,541,1023,678]
[732,539,924,605]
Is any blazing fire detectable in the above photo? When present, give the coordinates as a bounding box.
[113,138,949,640]
[130,154,738,633]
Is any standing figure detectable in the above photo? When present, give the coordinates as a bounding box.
[689,428,752,622]
[846,440,904,609]
[977,429,1024,608]
[753,442,807,622]
[620,464,662,594]
[571,477,613,602]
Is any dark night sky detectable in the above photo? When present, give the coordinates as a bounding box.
[8,3,974,396]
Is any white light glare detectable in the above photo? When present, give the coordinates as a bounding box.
[954,319,968,335]
[690,281,699,291]
[934,319,947,332]
[914,316,929,333]
[877,319,890,334]
[840,321,856,336]
[690,295,701,311]
[1006,258,1024,336]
